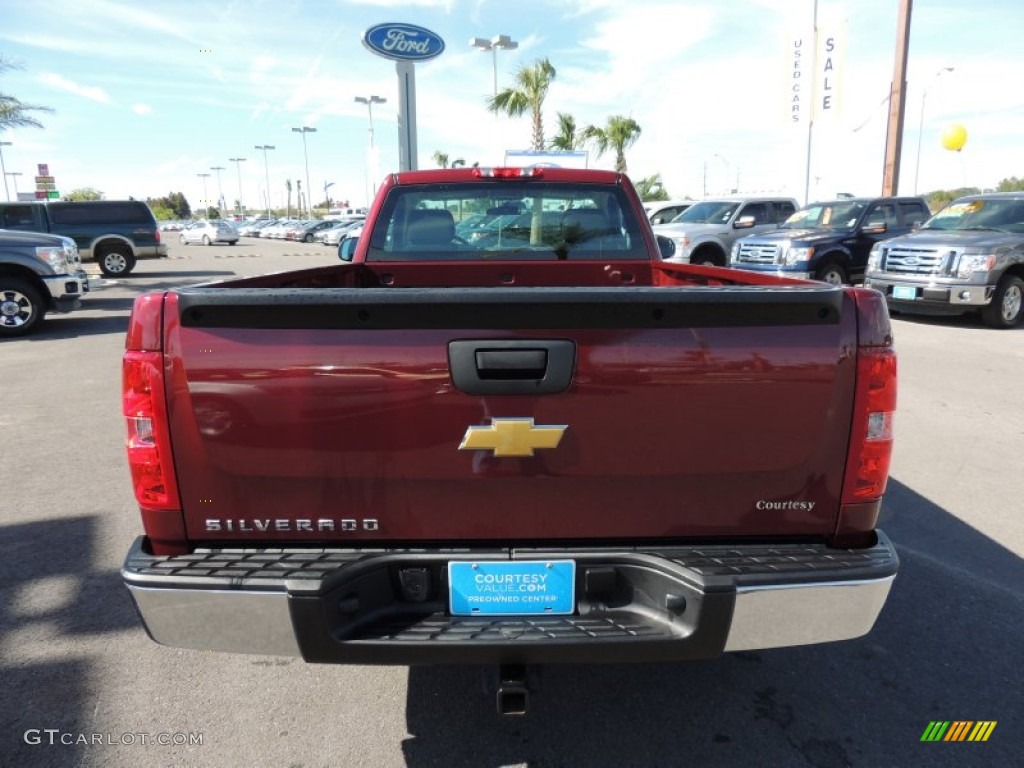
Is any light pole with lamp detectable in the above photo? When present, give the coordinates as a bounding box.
[6,171,22,198]
[210,166,225,212]
[354,96,386,198]
[196,173,211,216]
[228,158,246,216]
[0,141,11,201]
[913,66,954,195]
[354,95,385,148]
[291,127,316,217]
[254,145,275,218]
[469,34,519,97]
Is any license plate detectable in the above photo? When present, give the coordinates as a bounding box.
[893,285,917,300]
[448,560,576,616]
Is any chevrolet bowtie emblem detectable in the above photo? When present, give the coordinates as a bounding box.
[459,418,567,457]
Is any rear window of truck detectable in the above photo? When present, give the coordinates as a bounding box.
[48,201,155,226]
[365,181,648,261]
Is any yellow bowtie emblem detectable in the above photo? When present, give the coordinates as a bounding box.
[459,418,567,457]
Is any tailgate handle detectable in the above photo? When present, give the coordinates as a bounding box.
[475,349,547,380]
[449,340,576,395]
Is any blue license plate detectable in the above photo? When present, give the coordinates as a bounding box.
[893,285,917,300]
[448,560,576,616]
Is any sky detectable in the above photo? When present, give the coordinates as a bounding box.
[1,0,1023,213]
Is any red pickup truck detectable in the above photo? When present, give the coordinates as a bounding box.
[122,168,897,713]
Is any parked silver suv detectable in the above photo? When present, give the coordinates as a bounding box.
[653,196,798,266]
[864,192,1024,328]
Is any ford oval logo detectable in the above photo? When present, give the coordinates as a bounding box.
[362,23,445,62]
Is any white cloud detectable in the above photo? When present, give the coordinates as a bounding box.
[132,103,153,115]
[40,73,112,104]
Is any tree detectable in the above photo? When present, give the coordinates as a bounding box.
[996,176,1024,192]
[582,115,642,174]
[65,187,104,201]
[0,56,53,131]
[549,113,582,151]
[926,187,981,212]
[487,57,556,151]
[146,192,190,219]
[634,174,670,202]
[432,151,449,169]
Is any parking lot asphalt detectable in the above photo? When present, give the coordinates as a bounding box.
[1,238,1020,767]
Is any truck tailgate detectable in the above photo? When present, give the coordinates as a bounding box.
[163,286,856,543]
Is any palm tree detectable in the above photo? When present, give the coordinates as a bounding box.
[487,58,556,151]
[0,56,53,130]
[635,173,669,201]
[582,115,642,173]
[432,151,450,169]
[549,112,582,151]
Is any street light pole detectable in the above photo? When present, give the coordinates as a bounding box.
[323,181,334,210]
[913,67,954,195]
[228,158,246,216]
[355,96,386,198]
[469,34,519,98]
[196,173,211,215]
[0,141,11,201]
[354,95,386,148]
[291,127,317,217]
[6,171,22,198]
[254,145,275,218]
[210,166,225,212]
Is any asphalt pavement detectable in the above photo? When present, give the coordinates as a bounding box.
[0,238,1020,767]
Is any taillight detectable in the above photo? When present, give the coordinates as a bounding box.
[841,349,897,503]
[155,228,161,243]
[841,289,897,505]
[123,350,180,510]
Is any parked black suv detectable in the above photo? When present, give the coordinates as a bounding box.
[0,200,167,277]
[730,196,931,284]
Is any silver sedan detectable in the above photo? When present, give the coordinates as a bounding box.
[179,220,239,246]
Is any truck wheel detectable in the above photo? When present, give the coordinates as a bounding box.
[98,247,136,277]
[981,274,1024,328]
[690,248,725,267]
[815,260,848,286]
[0,277,46,337]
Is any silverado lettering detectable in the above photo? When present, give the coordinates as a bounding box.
[121,168,899,714]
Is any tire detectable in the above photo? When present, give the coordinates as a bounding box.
[202,235,212,246]
[815,260,848,286]
[304,233,314,243]
[0,277,46,337]
[179,234,187,244]
[98,247,136,277]
[981,274,1024,329]
[690,247,725,267]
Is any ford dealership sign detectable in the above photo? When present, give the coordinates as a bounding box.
[362,23,445,62]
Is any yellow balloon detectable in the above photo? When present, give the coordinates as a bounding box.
[941,124,968,152]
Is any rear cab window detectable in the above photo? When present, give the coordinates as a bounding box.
[48,201,155,225]
[365,180,648,262]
